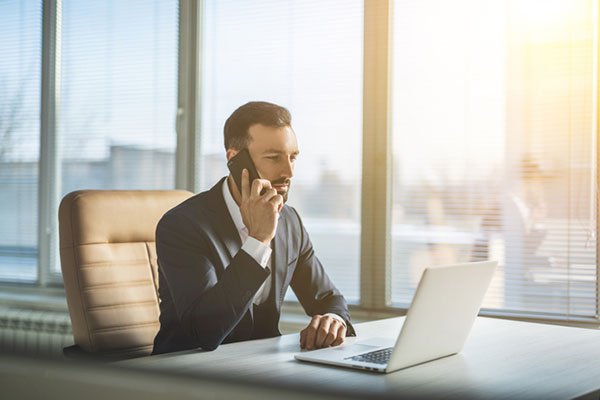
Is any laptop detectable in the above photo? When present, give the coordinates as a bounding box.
[295,260,497,373]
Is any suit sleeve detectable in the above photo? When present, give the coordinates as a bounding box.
[288,208,356,336]
[156,212,270,351]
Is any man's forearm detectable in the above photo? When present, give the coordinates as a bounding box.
[164,250,269,351]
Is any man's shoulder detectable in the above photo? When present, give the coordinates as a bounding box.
[158,179,225,229]
[160,192,202,220]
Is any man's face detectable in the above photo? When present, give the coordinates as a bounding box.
[245,123,299,202]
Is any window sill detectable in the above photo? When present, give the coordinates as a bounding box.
[0,285,68,312]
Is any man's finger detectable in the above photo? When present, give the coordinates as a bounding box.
[269,194,283,209]
[305,316,321,350]
[331,325,347,347]
[251,178,271,198]
[314,316,332,348]
[322,320,340,347]
[300,329,306,349]
[241,169,250,200]
[262,188,279,203]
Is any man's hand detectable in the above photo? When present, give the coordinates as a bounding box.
[300,315,346,350]
[239,169,283,245]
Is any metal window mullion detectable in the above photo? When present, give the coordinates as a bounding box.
[175,0,203,193]
[595,0,600,321]
[360,0,392,310]
[38,0,62,287]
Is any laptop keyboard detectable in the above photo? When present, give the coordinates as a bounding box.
[345,347,393,365]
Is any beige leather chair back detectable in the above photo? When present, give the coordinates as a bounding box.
[59,190,193,357]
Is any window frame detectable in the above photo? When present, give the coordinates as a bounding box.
[360,0,393,311]
[38,0,62,287]
[596,0,600,324]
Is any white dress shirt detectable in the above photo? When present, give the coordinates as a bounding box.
[221,179,346,327]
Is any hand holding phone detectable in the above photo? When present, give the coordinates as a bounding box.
[238,169,283,244]
[227,149,282,244]
[227,149,262,195]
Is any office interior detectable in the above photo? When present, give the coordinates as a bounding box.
[2,0,600,398]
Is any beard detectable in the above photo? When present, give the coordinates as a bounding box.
[271,177,291,203]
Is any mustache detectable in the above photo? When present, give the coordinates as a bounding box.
[271,178,291,186]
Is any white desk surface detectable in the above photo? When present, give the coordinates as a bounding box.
[121,317,600,399]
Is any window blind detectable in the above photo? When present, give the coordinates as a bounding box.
[200,0,364,303]
[391,0,597,320]
[0,0,42,282]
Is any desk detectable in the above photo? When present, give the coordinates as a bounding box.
[122,317,600,399]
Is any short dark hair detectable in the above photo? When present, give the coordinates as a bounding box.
[224,101,292,150]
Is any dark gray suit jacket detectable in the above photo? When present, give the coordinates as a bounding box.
[152,178,354,354]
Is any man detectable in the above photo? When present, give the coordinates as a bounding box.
[152,101,355,355]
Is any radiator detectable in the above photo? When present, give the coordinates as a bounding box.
[0,308,73,357]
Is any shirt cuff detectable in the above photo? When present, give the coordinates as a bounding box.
[242,236,272,269]
[324,313,347,328]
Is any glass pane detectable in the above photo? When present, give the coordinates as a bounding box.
[201,0,364,303]
[0,0,42,282]
[391,0,596,318]
[55,0,179,273]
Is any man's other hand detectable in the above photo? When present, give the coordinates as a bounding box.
[300,315,346,350]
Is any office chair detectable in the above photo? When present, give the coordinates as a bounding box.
[58,189,193,359]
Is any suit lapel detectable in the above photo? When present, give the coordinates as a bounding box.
[205,177,242,264]
[214,215,241,264]
[272,213,289,308]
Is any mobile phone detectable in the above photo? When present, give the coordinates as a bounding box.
[227,149,263,194]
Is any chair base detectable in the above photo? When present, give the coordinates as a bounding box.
[63,344,151,361]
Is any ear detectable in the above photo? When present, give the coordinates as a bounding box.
[226,148,239,162]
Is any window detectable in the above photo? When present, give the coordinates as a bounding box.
[0,0,179,284]
[391,0,597,320]
[1,0,599,326]
[56,0,179,276]
[199,0,364,302]
[0,0,42,282]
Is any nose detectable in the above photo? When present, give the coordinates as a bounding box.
[281,157,294,179]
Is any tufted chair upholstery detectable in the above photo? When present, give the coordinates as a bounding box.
[59,190,193,358]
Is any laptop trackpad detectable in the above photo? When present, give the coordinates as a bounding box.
[353,337,396,348]
[332,338,395,356]
[331,344,379,355]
